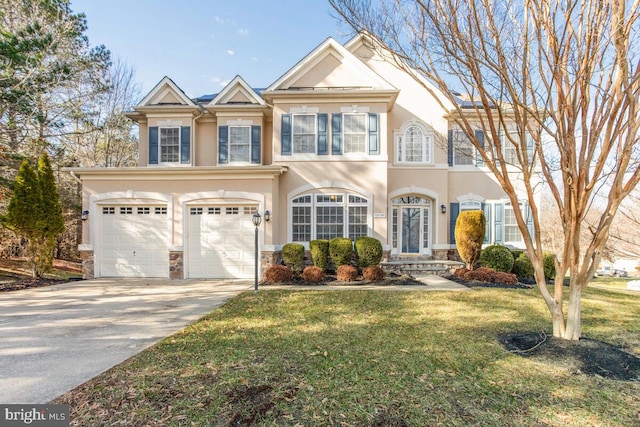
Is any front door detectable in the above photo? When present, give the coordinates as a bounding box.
[393,196,431,256]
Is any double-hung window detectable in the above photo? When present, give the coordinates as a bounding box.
[452,130,474,165]
[229,126,251,162]
[343,113,367,153]
[160,128,180,163]
[293,114,316,154]
[504,202,523,243]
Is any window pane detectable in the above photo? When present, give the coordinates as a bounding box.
[344,114,367,153]
[160,128,180,163]
[348,205,368,240]
[293,115,315,153]
[316,206,344,240]
[504,205,522,242]
[423,208,430,248]
[454,131,474,165]
[229,126,251,162]
[292,206,311,241]
[405,126,423,162]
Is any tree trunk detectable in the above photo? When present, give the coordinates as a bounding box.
[564,282,583,340]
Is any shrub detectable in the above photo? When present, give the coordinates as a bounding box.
[363,265,385,281]
[543,252,556,280]
[309,240,329,271]
[301,266,325,283]
[337,264,358,282]
[512,252,534,279]
[453,267,468,278]
[281,243,305,274]
[263,265,293,283]
[463,269,491,282]
[455,210,486,269]
[355,237,383,268]
[492,271,519,285]
[479,245,515,272]
[329,237,353,268]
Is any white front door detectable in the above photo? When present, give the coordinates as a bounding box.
[187,205,257,279]
[99,205,169,277]
[392,196,432,256]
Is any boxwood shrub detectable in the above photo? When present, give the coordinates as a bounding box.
[282,243,305,274]
[479,245,515,273]
[355,236,383,268]
[512,252,534,280]
[309,239,329,271]
[329,237,353,268]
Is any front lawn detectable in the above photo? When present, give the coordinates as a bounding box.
[54,286,640,426]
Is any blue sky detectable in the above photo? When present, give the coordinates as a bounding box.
[71,0,353,99]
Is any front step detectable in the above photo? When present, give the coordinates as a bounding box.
[381,260,464,277]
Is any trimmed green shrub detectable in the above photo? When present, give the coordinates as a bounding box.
[543,252,556,280]
[355,236,383,268]
[309,240,329,271]
[363,265,385,281]
[337,264,358,281]
[329,237,353,268]
[512,252,534,279]
[282,243,305,273]
[479,245,515,273]
[301,266,325,283]
[455,210,486,269]
[263,265,293,283]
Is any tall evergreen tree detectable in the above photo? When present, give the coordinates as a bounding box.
[36,152,64,272]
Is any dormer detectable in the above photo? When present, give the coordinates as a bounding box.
[206,76,271,166]
[127,76,203,167]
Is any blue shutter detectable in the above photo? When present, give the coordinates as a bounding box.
[180,126,190,164]
[450,202,459,244]
[447,130,453,166]
[331,113,342,155]
[317,114,328,155]
[525,201,534,239]
[368,113,379,155]
[251,126,261,164]
[149,126,158,165]
[526,133,535,161]
[281,114,291,155]
[475,130,485,166]
[218,126,228,164]
[482,203,491,244]
[494,203,504,244]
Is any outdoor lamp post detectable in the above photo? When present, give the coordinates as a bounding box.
[252,212,262,292]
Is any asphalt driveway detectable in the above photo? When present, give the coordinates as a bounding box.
[0,278,251,404]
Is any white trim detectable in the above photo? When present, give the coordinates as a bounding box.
[340,105,370,113]
[209,75,265,106]
[138,76,197,107]
[290,105,319,114]
[394,120,434,165]
[456,193,485,203]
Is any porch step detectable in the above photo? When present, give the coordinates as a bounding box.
[381,260,464,277]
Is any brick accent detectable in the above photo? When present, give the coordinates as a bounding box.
[79,249,94,279]
[169,251,184,279]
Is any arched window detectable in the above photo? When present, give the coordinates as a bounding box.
[290,192,370,242]
[396,123,432,163]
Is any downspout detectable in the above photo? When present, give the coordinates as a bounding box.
[192,108,204,166]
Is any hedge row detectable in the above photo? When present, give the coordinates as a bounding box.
[479,244,556,280]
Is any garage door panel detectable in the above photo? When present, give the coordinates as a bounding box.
[99,205,168,278]
[187,205,256,279]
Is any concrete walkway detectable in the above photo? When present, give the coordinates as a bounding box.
[0,279,251,404]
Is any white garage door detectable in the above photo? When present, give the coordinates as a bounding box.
[99,205,169,277]
[187,205,257,278]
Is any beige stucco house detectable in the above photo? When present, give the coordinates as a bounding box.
[69,35,533,279]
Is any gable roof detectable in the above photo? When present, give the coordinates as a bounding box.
[207,75,266,107]
[265,37,396,92]
[137,76,197,107]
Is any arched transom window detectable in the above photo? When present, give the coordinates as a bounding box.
[396,124,432,163]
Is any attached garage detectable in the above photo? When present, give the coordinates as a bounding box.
[187,205,257,278]
[98,205,169,277]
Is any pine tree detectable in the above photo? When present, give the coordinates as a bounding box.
[36,152,65,273]
[3,153,65,277]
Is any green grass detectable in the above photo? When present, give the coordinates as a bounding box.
[55,287,640,426]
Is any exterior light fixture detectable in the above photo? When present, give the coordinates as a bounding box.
[81,210,89,221]
[264,210,271,222]
[252,212,262,292]
[440,204,446,214]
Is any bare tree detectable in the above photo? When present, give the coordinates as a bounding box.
[331,0,640,340]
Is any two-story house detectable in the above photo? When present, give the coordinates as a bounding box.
[69,35,534,279]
